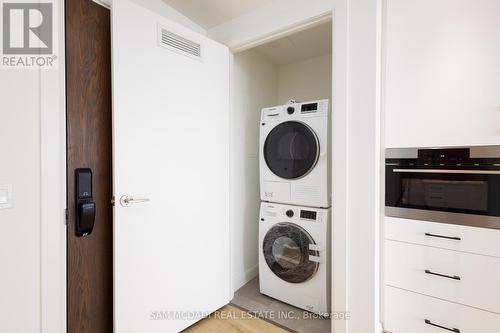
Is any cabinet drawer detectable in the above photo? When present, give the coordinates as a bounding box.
[385,286,500,333]
[385,240,500,314]
[385,217,500,257]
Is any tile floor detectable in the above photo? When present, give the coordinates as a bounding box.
[230,277,331,333]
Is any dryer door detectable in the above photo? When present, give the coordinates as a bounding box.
[263,222,319,283]
[264,121,319,179]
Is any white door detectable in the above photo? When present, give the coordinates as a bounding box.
[112,0,231,332]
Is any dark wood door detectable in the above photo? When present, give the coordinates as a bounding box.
[66,0,113,332]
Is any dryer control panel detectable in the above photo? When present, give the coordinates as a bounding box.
[260,99,329,122]
[300,102,318,113]
[300,210,317,220]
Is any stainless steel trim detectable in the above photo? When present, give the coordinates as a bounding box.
[392,168,500,175]
[385,206,500,230]
[470,146,500,158]
[386,145,500,159]
[386,148,418,159]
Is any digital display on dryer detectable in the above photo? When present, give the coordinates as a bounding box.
[301,103,318,113]
[300,210,317,220]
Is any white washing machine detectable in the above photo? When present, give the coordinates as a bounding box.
[259,202,330,315]
[259,99,330,208]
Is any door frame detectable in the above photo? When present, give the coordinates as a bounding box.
[226,6,338,322]
[40,0,67,332]
[225,2,384,332]
[229,12,332,53]
[41,0,113,331]
[65,0,113,331]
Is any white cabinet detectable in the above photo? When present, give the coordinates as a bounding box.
[385,216,500,257]
[385,0,500,147]
[384,217,500,332]
[385,286,500,333]
[386,240,500,313]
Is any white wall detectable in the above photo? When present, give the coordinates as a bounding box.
[0,70,42,333]
[0,1,66,333]
[133,0,206,34]
[231,49,278,292]
[333,0,383,332]
[347,0,382,330]
[277,54,332,104]
[385,0,500,148]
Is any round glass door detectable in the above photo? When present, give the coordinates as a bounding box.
[263,121,319,179]
[263,223,319,283]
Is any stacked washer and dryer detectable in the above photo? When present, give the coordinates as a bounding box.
[258,99,331,315]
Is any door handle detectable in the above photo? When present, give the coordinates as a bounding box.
[119,195,150,207]
[75,168,96,237]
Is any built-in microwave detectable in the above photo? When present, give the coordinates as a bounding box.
[385,146,500,229]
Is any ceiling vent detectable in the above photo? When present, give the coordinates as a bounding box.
[158,27,201,59]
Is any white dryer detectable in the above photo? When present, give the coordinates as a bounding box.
[260,100,330,208]
[259,202,330,315]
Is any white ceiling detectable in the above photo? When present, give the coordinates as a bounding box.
[253,22,332,66]
[162,0,274,29]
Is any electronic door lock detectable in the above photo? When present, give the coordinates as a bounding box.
[75,168,96,237]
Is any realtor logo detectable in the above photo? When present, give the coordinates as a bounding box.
[1,0,57,68]
[3,2,52,53]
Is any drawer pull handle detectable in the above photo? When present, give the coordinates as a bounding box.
[425,269,461,281]
[425,232,461,241]
[425,319,460,333]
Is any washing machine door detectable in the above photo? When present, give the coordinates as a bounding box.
[263,121,319,179]
[263,222,319,283]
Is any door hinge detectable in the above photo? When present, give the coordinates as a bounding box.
[111,196,115,206]
[65,208,68,225]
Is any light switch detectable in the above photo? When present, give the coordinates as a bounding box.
[0,184,13,209]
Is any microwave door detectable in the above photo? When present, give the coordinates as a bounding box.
[386,167,500,229]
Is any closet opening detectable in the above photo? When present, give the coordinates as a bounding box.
[229,19,333,333]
